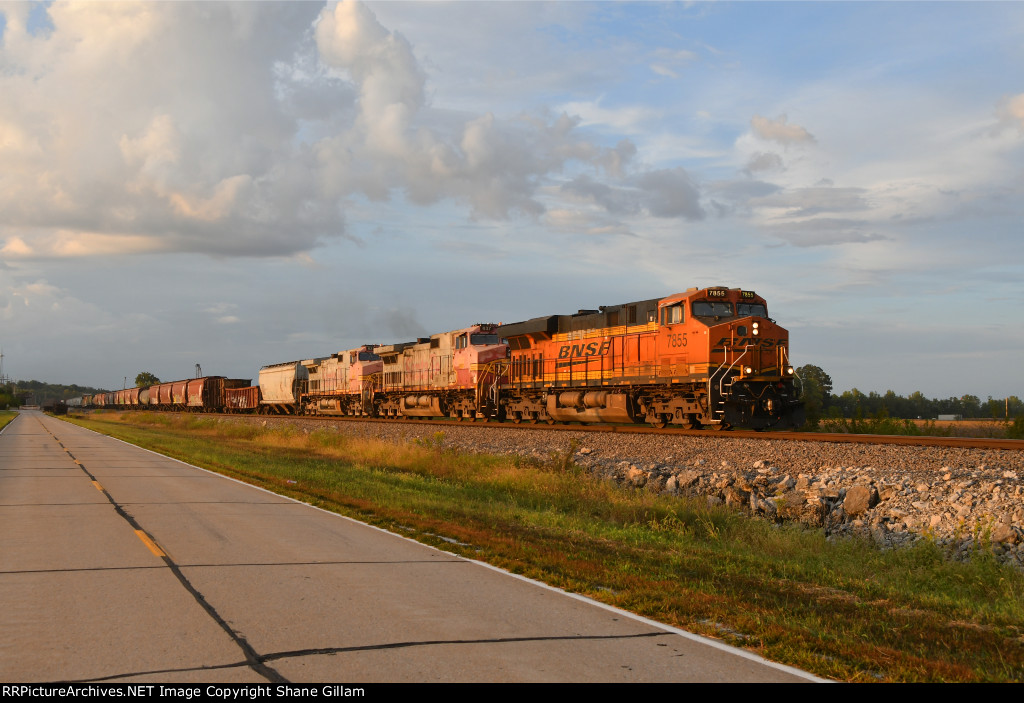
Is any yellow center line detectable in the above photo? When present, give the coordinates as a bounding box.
[134,530,166,558]
[91,480,103,491]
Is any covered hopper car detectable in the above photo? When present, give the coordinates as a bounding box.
[70,376,252,413]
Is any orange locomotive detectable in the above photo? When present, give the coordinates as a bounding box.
[496,286,803,429]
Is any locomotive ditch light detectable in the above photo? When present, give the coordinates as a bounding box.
[744,366,753,375]
[786,366,795,375]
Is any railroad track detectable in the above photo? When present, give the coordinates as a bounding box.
[156,411,1024,452]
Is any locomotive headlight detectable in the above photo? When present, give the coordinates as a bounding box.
[752,321,760,336]
[744,366,753,375]
[786,366,795,375]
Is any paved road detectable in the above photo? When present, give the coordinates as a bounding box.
[0,410,820,683]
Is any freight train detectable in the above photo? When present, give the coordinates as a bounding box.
[69,287,804,430]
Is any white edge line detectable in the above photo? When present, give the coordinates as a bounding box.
[0,408,21,435]
[55,413,828,682]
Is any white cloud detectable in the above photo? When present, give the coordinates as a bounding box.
[997,93,1024,132]
[751,186,870,218]
[558,167,705,222]
[0,1,625,258]
[311,1,630,220]
[648,47,698,79]
[0,2,336,258]
[1,231,167,259]
[650,65,678,79]
[558,99,662,133]
[750,114,816,145]
[0,277,114,338]
[764,218,888,248]
[635,168,705,220]
[745,152,784,174]
[542,208,635,238]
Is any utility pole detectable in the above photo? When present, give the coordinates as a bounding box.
[0,347,8,386]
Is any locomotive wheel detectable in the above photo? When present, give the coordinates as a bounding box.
[646,413,667,429]
[546,418,556,425]
[512,412,522,424]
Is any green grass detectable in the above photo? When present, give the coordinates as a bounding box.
[0,410,17,432]
[65,411,1024,682]
[816,413,1024,439]
[820,415,944,436]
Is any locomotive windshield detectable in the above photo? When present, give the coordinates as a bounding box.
[692,300,768,319]
[737,302,768,318]
[692,301,734,317]
[470,334,501,345]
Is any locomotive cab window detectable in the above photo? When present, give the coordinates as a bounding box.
[736,303,768,318]
[455,334,468,349]
[692,301,734,317]
[662,304,684,325]
[470,334,500,345]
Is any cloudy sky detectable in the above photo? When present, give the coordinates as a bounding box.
[1,1,1022,399]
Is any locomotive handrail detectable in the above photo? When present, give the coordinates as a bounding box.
[719,346,751,394]
[708,345,751,421]
[475,360,510,417]
[781,347,802,395]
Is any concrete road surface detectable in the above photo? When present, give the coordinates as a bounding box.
[0,410,821,683]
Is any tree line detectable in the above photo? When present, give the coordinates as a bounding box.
[2,380,107,408]
[797,365,1023,425]
[2,373,160,408]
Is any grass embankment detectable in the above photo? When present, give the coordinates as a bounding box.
[816,415,1024,439]
[66,411,1023,682]
[0,410,17,432]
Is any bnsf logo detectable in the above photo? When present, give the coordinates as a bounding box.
[557,341,612,359]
